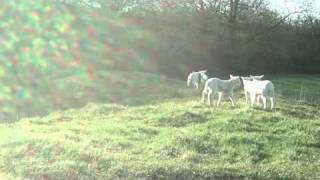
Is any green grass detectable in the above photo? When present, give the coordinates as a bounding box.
[0,72,320,180]
[0,70,190,122]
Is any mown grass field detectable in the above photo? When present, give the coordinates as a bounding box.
[0,72,320,180]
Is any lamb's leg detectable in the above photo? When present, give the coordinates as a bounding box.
[270,97,274,109]
[256,95,262,106]
[245,91,249,104]
[217,93,222,107]
[207,91,212,106]
[261,96,267,109]
[255,95,259,106]
[202,90,206,103]
[212,93,217,107]
[250,93,256,107]
[229,96,235,107]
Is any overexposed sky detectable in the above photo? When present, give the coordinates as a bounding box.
[268,0,320,16]
[72,0,320,17]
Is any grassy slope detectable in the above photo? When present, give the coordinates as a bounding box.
[1,70,188,122]
[0,72,320,180]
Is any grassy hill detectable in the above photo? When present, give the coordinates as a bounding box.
[0,70,189,122]
[0,72,320,180]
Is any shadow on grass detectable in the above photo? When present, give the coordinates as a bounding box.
[0,71,188,123]
[156,111,209,127]
[280,106,319,119]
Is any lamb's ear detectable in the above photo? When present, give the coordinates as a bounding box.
[230,74,234,78]
[259,75,264,79]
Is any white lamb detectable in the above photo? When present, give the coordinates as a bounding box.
[242,75,264,104]
[241,76,275,109]
[187,70,208,89]
[202,75,241,107]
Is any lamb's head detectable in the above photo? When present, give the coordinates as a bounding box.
[240,76,251,85]
[199,70,208,83]
[230,75,241,87]
[241,76,251,81]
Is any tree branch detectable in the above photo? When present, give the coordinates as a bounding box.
[243,10,306,45]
